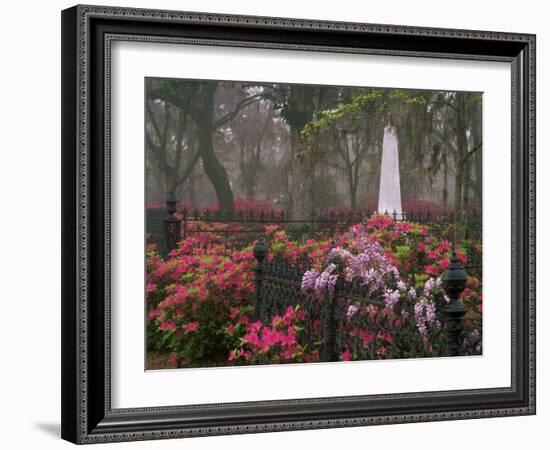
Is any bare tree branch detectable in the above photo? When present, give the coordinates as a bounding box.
[148,88,201,122]
[175,149,201,186]
[212,93,265,130]
[461,141,482,164]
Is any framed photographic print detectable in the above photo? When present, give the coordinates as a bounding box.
[61,4,536,444]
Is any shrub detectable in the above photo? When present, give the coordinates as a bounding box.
[146,234,255,366]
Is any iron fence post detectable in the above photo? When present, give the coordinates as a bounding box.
[182,208,187,240]
[442,252,468,356]
[320,253,342,362]
[161,193,181,259]
[253,238,268,321]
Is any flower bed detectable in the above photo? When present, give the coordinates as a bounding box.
[146,215,482,368]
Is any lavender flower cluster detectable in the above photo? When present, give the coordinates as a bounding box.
[331,241,400,291]
[301,240,401,300]
[301,225,446,343]
[383,289,400,312]
[413,297,437,337]
[301,263,338,299]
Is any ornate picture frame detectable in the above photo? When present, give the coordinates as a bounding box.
[61,4,536,444]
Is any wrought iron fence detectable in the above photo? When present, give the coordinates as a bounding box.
[147,197,481,259]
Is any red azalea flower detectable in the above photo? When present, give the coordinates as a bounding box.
[362,334,374,346]
[456,251,468,264]
[438,241,452,253]
[183,321,199,334]
[248,320,263,333]
[243,331,260,346]
[160,320,176,332]
[424,265,439,276]
[399,222,411,233]
[341,350,352,361]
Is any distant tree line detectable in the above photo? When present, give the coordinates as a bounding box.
[146,79,482,230]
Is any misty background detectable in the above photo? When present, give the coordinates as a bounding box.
[145,79,482,220]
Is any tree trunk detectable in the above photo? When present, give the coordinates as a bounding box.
[196,85,235,214]
[197,126,234,214]
[239,142,259,199]
[289,128,308,219]
[350,182,357,211]
[348,160,357,211]
[186,169,197,207]
[462,156,473,239]
[245,179,256,199]
[453,94,467,242]
[288,86,316,219]
[471,103,483,207]
[442,150,448,209]
[462,157,472,212]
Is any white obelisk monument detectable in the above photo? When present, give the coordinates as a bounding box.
[377,125,402,215]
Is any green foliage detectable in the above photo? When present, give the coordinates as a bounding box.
[271,240,288,256]
[298,89,428,157]
[167,297,241,364]
[279,105,310,129]
[285,223,314,242]
[395,244,411,263]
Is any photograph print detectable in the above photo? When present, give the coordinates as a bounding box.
[145,78,483,370]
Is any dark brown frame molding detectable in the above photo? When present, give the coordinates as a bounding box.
[61,4,536,444]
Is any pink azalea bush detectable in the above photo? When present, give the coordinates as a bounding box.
[146,234,256,366]
[147,225,334,366]
[228,305,312,364]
